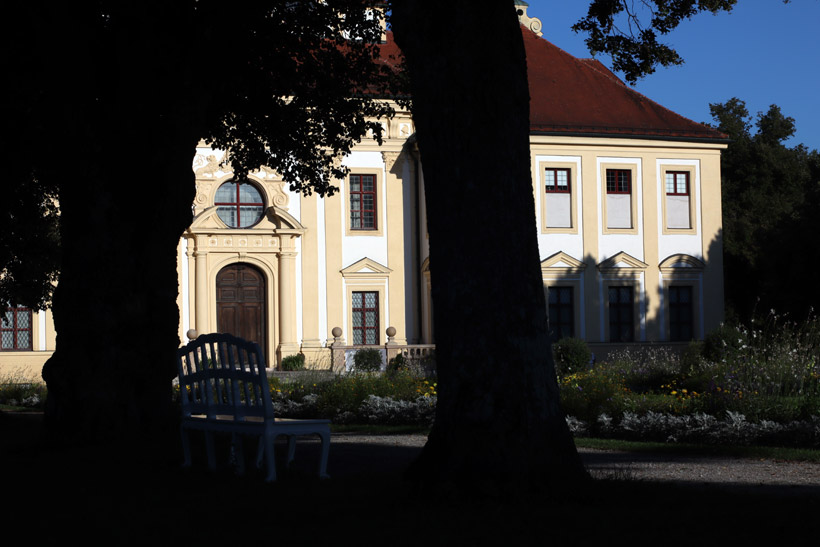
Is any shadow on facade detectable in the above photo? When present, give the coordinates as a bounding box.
[542,230,724,363]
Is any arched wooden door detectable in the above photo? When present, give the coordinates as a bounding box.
[216,264,268,359]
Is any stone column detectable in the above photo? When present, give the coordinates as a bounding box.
[194,243,209,335]
[186,239,196,335]
[382,150,409,344]
[277,249,299,362]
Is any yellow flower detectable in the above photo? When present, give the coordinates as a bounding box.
[682,389,688,394]
[671,390,678,395]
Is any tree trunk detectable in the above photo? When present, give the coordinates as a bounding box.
[40,5,201,440]
[391,1,586,491]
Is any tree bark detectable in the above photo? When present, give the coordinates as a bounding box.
[39,5,201,439]
[391,1,586,491]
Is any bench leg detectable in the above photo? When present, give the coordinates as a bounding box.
[231,433,246,476]
[317,430,330,479]
[205,430,216,471]
[180,426,192,468]
[258,433,277,482]
[286,435,297,468]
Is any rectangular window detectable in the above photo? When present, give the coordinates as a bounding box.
[352,291,379,345]
[608,287,634,343]
[548,287,574,342]
[545,168,570,193]
[669,286,693,342]
[605,169,632,229]
[350,174,377,230]
[1,307,33,351]
[544,168,572,228]
[606,169,631,194]
[665,171,691,229]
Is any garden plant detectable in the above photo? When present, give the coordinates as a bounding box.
[7,314,820,447]
[557,315,820,446]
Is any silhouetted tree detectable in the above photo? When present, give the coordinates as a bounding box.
[4,1,397,438]
[389,0,736,491]
[711,98,820,320]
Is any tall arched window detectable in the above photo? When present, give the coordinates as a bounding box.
[214,181,265,228]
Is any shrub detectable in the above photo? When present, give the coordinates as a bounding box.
[0,370,47,410]
[353,348,383,372]
[680,340,705,375]
[386,353,407,375]
[607,346,680,392]
[271,368,437,424]
[703,323,748,363]
[553,337,591,376]
[358,394,436,426]
[281,353,305,371]
[559,367,629,423]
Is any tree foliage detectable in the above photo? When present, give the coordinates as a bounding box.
[573,0,736,82]
[1,0,400,311]
[711,98,820,320]
[1,16,60,311]
[3,0,401,438]
[0,174,59,311]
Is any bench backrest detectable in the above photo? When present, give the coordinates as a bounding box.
[176,333,274,421]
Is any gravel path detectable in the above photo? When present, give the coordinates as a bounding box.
[332,433,820,497]
[3,412,819,498]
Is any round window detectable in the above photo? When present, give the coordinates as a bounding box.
[214,181,265,228]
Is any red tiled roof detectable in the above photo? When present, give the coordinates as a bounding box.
[380,29,727,141]
[523,29,726,140]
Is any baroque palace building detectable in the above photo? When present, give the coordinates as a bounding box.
[2,6,727,374]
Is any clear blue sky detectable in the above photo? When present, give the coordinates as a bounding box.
[523,0,820,151]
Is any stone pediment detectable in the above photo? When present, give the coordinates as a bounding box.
[598,252,648,273]
[659,254,705,274]
[268,207,305,231]
[341,257,392,278]
[541,252,586,274]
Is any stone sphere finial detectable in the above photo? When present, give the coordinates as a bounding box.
[331,326,342,338]
[386,326,397,338]
[186,329,198,341]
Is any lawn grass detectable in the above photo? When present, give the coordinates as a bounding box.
[331,423,430,435]
[575,436,820,462]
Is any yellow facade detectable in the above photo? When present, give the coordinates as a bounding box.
[2,15,727,375]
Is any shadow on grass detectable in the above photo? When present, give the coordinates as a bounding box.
[1,411,817,544]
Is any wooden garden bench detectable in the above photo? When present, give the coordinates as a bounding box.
[176,333,330,481]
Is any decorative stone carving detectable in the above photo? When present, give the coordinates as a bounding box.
[272,192,289,208]
[194,154,228,178]
[254,165,280,180]
[194,181,213,206]
[516,4,543,37]
[399,123,411,138]
[382,151,401,172]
